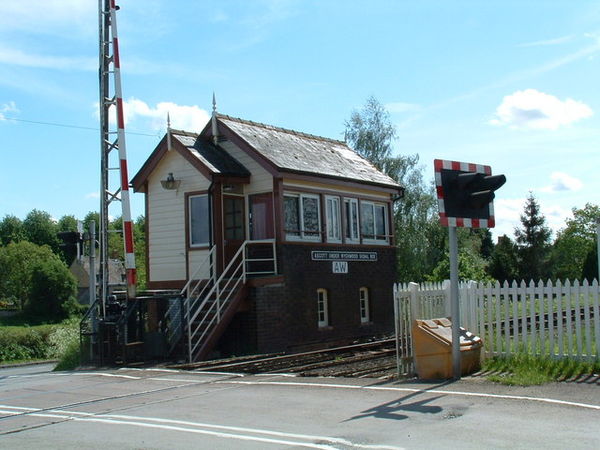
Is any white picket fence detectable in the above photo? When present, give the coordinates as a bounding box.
[393,279,600,376]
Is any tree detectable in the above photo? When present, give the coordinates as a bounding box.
[344,96,441,282]
[0,215,25,246]
[344,96,397,171]
[487,235,519,283]
[427,248,493,282]
[57,215,78,232]
[514,193,551,281]
[0,241,60,310]
[27,259,79,320]
[23,209,59,253]
[551,203,599,281]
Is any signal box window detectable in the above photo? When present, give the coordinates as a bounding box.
[360,201,388,244]
[189,194,210,247]
[317,288,329,328]
[284,193,321,241]
[359,287,370,324]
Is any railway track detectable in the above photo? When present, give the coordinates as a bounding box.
[171,338,398,379]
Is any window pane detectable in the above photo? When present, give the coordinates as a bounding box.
[190,195,209,246]
[302,196,320,236]
[375,205,386,240]
[361,203,374,239]
[326,197,340,241]
[284,196,300,236]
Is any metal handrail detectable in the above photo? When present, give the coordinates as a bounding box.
[185,239,277,362]
[180,245,217,298]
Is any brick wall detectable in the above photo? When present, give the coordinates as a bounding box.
[217,243,397,355]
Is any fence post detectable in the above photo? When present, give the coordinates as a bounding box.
[442,279,451,317]
[393,283,401,377]
[409,282,420,323]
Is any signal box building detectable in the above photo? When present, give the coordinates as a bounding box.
[132,113,403,360]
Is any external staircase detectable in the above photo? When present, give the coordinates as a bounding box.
[178,239,277,363]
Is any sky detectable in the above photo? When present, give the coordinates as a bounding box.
[1,0,600,241]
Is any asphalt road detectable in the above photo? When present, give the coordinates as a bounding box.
[1,363,599,449]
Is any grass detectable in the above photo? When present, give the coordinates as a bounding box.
[0,313,81,369]
[482,353,600,386]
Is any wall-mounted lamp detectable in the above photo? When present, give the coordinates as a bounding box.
[160,173,181,190]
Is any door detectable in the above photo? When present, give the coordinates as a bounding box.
[249,193,274,240]
[223,195,245,267]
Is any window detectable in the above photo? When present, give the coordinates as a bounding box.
[284,193,321,241]
[359,287,370,323]
[189,194,210,247]
[325,196,341,243]
[360,201,388,244]
[317,288,329,327]
[344,198,359,243]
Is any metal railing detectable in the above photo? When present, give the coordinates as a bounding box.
[184,239,277,362]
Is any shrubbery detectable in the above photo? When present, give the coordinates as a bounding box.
[0,319,80,364]
[0,241,81,320]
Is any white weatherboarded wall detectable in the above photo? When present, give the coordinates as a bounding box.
[147,149,210,283]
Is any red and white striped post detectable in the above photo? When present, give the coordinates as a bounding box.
[109,0,137,298]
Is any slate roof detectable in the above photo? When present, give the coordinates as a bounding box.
[216,114,401,189]
[171,130,250,177]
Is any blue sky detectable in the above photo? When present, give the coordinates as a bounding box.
[1,0,599,240]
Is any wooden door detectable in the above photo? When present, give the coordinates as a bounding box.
[249,193,274,240]
[223,195,245,266]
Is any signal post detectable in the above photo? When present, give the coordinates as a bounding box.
[434,159,506,379]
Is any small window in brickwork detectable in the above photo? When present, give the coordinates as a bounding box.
[317,288,329,328]
[359,287,370,323]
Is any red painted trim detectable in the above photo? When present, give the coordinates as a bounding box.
[116,97,125,129]
[113,38,121,68]
[124,221,134,253]
[120,159,129,190]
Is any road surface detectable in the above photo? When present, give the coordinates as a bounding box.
[1,363,599,449]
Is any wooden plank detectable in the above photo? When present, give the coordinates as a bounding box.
[537,280,545,357]
[547,280,555,358]
[574,280,583,358]
[583,279,592,359]
[557,280,564,358]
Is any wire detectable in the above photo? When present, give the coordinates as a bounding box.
[1,116,160,137]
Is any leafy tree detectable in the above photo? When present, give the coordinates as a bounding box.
[427,248,493,282]
[0,241,60,310]
[514,193,551,281]
[27,259,79,320]
[344,96,440,282]
[23,209,59,253]
[57,215,78,232]
[0,215,25,246]
[551,203,599,281]
[344,95,397,171]
[487,235,519,283]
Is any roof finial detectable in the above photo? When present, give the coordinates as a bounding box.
[211,92,218,145]
[167,112,172,151]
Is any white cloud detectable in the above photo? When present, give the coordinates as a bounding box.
[0,44,95,71]
[540,172,583,193]
[102,98,210,132]
[0,101,18,120]
[85,192,100,199]
[490,89,593,130]
[493,198,524,238]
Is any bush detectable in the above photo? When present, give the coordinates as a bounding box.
[0,325,54,361]
[27,259,78,321]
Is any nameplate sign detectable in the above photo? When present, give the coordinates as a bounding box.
[311,251,378,262]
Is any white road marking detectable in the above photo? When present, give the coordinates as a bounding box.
[0,404,403,449]
[217,380,600,411]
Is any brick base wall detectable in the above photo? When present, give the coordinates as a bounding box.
[216,244,397,356]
